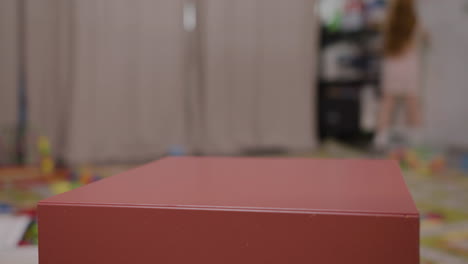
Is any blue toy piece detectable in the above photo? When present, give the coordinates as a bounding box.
[460,155,468,174]
[0,203,13,214]
[168,145,186,156]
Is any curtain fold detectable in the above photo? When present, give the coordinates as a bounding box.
[197,0,318,154]
[25,0,73,163]
[0,0,18,164]
[0,0,18,126]
[65,0,187,164]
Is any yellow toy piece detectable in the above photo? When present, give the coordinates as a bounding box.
[41,157,55,174]
[38,136,51,156]
[50,181,73,195]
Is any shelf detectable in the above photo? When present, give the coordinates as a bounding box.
[320,27,379,45]
[319,79,379,87]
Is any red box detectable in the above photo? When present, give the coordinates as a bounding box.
[39,157,419,263]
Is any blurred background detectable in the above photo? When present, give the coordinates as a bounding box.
[1,0,468,263]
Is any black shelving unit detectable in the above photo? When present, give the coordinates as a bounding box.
[317,25,381,143]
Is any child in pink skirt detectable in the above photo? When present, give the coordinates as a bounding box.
[374,0,426,148]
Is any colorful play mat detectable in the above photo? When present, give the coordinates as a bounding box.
[1,140,468,263]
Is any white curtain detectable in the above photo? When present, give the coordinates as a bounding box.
[0,0,18,164]
[65,0,188,164]
[0,0,18,127]
[198,0,318,154]
[20,0,318,164]
[25,0,73,162]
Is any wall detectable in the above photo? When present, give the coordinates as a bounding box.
[420,0,468,147]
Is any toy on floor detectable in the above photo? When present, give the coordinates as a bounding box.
[447,147,468,174]
[38,136,55,176]
[389,146,446,176]
[50,167,103,195]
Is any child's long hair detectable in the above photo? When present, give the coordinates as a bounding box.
[383,0,418,57]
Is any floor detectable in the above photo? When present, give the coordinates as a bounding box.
[1,142,468,263]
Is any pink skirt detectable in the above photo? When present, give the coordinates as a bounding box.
[382,49,421,96]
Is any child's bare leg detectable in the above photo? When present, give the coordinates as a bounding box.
[374,94,397,147]
[377,94,396,131]
[404,95,423,145]
[404,95,421,127]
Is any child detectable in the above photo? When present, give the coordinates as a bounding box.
[374,0,426,148]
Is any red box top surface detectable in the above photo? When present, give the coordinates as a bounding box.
[40,157,418,217]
